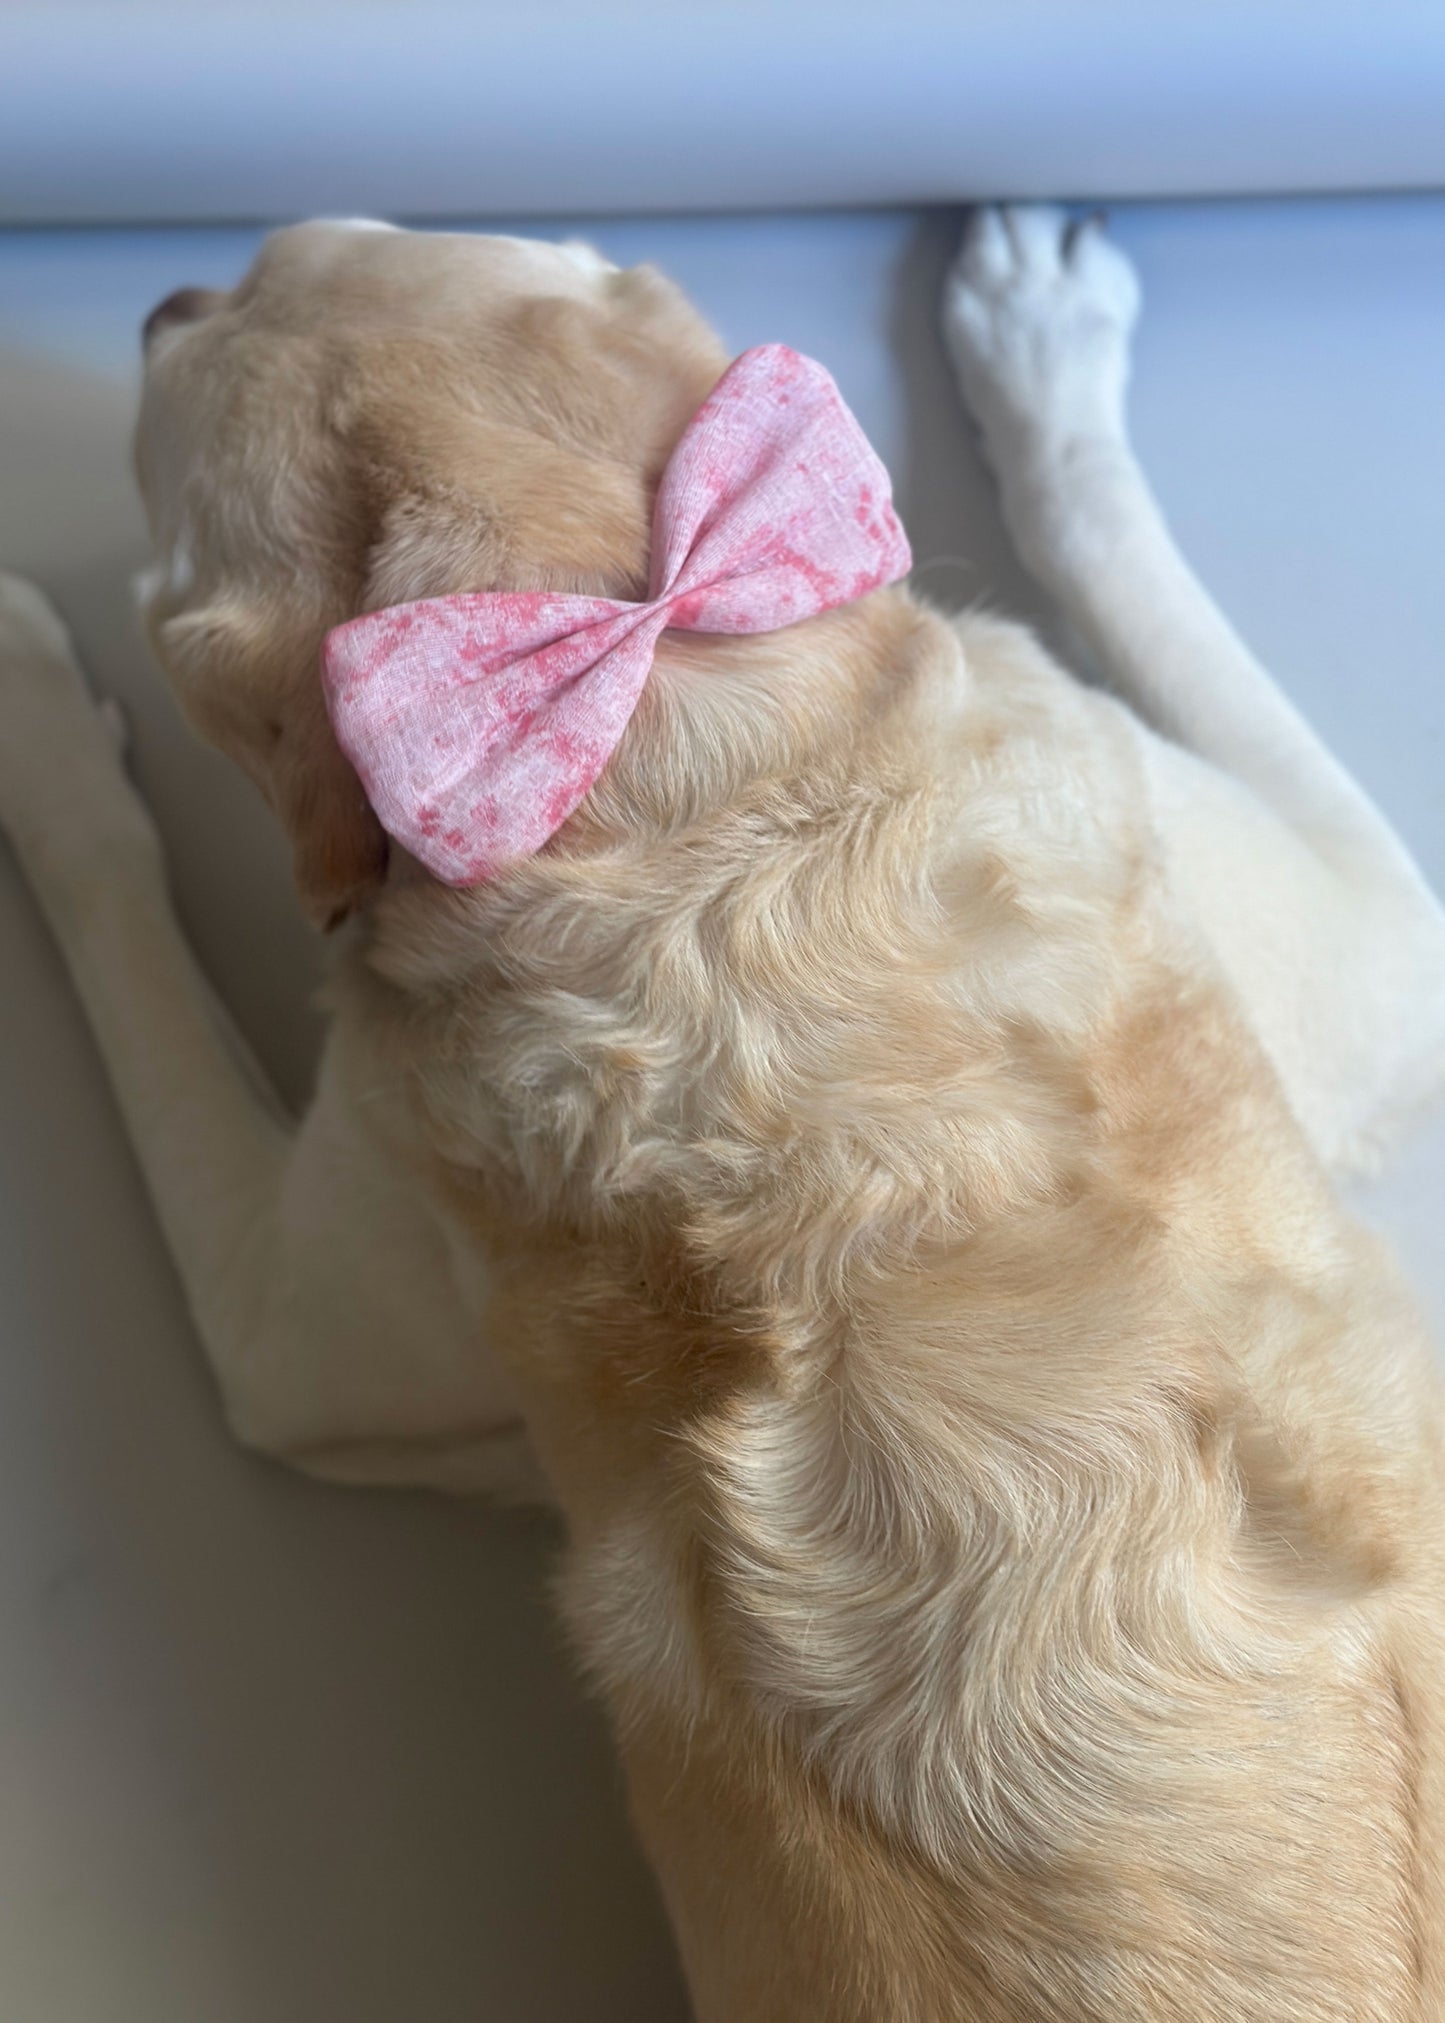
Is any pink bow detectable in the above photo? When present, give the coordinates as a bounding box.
[321,343,911,885]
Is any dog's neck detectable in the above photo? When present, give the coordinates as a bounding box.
[363,586,941,963]
[585,590,938,845]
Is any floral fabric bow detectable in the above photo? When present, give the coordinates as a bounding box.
[322,343,912,884]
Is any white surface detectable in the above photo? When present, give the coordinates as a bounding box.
[0,198,1443,2019]
[5,3,1445,223]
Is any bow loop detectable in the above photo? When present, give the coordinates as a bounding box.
[322,344,911,885]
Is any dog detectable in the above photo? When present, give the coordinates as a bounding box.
[2,206,1444,2019]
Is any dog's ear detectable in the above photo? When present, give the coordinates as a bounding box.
[154,596,387,929]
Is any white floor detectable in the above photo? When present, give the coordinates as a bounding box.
[0,197,1442,2021]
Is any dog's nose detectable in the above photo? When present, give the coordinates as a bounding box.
[143,286,226,350]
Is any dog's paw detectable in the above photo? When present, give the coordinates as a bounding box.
[943,206,1140,473]
[0,571,160,885]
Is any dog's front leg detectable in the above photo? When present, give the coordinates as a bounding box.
[941,204,1435,883]
[942,209,1445,1168]
[0,574,541,1499]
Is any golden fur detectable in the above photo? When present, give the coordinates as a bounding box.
[128,222,1445,2018]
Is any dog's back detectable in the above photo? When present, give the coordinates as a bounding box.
[398,601,1445,2019]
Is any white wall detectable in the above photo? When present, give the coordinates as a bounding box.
[5,1,1445,224]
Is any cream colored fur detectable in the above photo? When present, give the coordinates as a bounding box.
[2,207,1445,2018]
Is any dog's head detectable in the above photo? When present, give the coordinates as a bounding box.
[134,220,726,925]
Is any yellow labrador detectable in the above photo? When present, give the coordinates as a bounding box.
[2,207,1444,2019]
